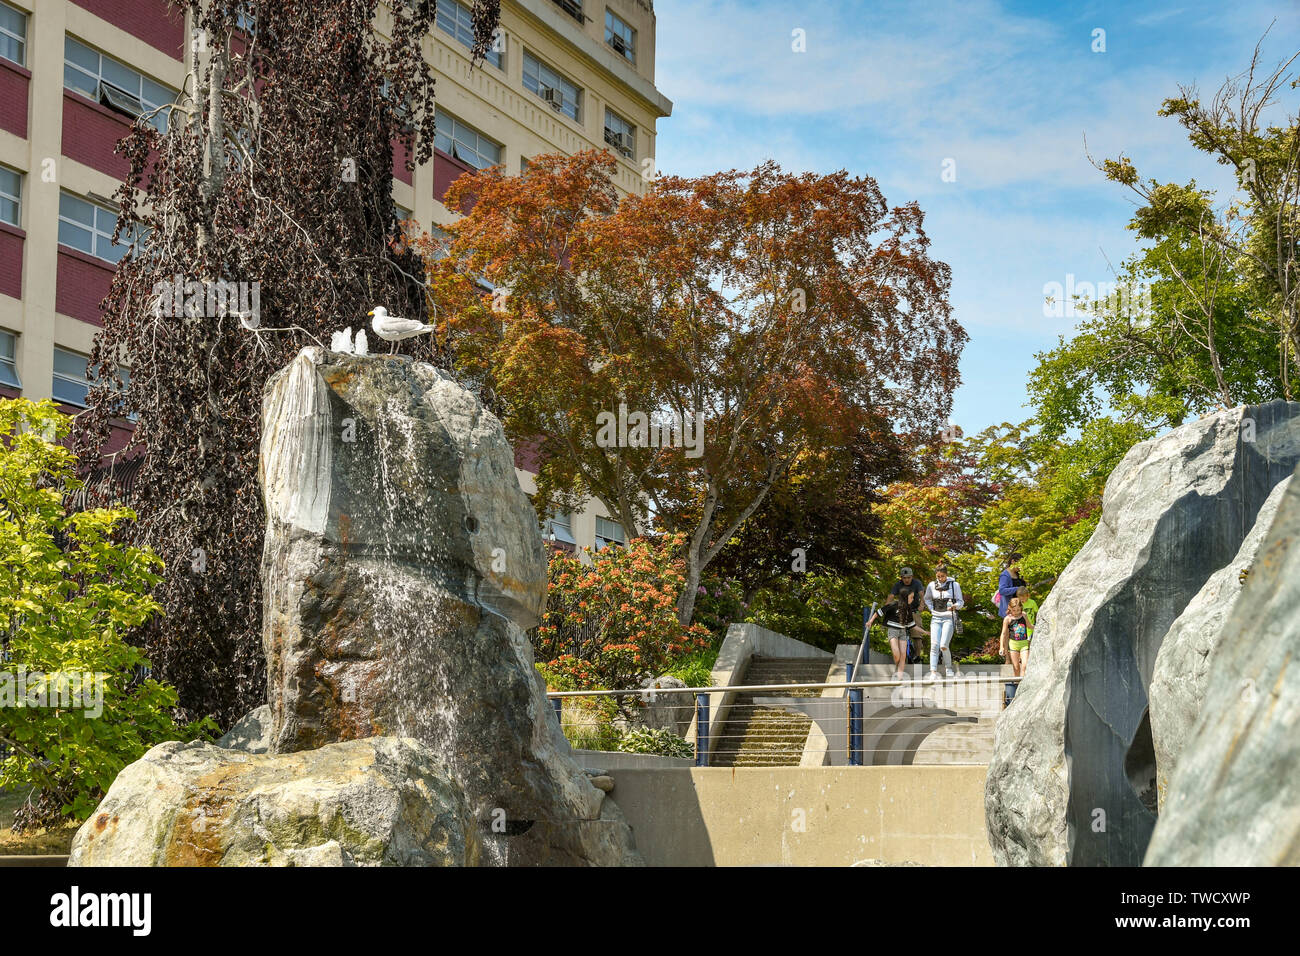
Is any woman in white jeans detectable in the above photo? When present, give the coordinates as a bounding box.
[925,565,964,680]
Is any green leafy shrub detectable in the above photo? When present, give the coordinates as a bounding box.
[665,650,717,688]
[617,726,693,759]
[0,400,214,825]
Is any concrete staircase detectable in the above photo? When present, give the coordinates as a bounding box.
[709,657,834,767]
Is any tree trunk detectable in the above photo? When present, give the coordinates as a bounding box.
[676,546,703,627]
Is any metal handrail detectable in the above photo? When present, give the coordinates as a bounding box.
[546,674,1021,698]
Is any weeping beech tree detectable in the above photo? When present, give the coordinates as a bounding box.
[73,0,500,726]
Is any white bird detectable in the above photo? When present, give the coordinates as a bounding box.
[369,306,435,353]
[330,327,354,353]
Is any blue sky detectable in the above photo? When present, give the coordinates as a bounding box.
[651,0,1299,436]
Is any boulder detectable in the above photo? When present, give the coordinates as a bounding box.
[637,675,694,737]
[985,402,1300,866]
[1145,471,1300,865]
[258,348,640,866]
[68,737,478,866]
[1148,476,1291,810]
[215,704,272,754]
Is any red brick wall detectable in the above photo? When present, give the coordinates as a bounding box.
[514,435,543,474]
[55,248,114,325]
[434,149,475,206]
[0,225,22,300]
[393,137,413,186]
[62,92,134,180]
[70,0,185,59]
[101,421,135,457]
[0,60,29,139]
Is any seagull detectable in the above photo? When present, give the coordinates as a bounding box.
[369,306,435,353]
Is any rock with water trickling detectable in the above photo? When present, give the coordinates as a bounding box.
[1148,476,1291,811]
[985,402,1300,867]
[1144,471,1300,865]
[68,737,478,866]
[259,347,641,866]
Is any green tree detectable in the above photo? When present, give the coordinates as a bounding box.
[0,400,211,826]
[1076,36,1297,418]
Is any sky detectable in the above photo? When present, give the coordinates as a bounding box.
[650,0,1300,437]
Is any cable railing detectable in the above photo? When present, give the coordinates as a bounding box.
[547,670,1023,768]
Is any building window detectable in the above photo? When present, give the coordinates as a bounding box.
[437,0,503,69]
[543,510,576,546]
[64,37,174,133]
[116,365,137,421]
[523,51,582,123]
[0,1,26,67]
[435,110,501,170]
[603,108,635,158]
[0,164,19,227]
[595,516,626,550]
[52,347,90,407]
[0,330,20,389]
[58,192,145,264]
[551,0,584,24]
[605,9,635,63]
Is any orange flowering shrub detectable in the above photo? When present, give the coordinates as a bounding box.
[533,534,710,699]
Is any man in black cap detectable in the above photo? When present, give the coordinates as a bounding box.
[890,566,927,658]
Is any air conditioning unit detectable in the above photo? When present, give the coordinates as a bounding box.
[610,34,626,54]
[98,81,144,119]
[542,86,563,110]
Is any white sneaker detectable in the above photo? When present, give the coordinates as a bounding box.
[945,667,956,678]
[927,670,939,682]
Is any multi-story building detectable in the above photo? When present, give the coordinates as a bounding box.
[0,0,671,551]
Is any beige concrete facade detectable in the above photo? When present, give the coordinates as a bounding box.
[607,766,996,866]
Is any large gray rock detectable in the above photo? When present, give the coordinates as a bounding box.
[215,704,272,754]
[637,675,694,737]
[1146,470,1300,864]
[259,348,640,866]
[68,737,478,866]
[1148,476,1291,810]
[985,402,1300,866]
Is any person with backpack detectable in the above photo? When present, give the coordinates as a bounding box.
[890,565,928,646]
[994,553,1027,615]
[866,594,910,680]
[924,564,964,680]
[999,595,1032,676]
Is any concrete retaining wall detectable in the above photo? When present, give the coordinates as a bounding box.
[608,765,993,866]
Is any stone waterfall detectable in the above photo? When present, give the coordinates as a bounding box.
[70,347,641,866]
[984,401,1300,867]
